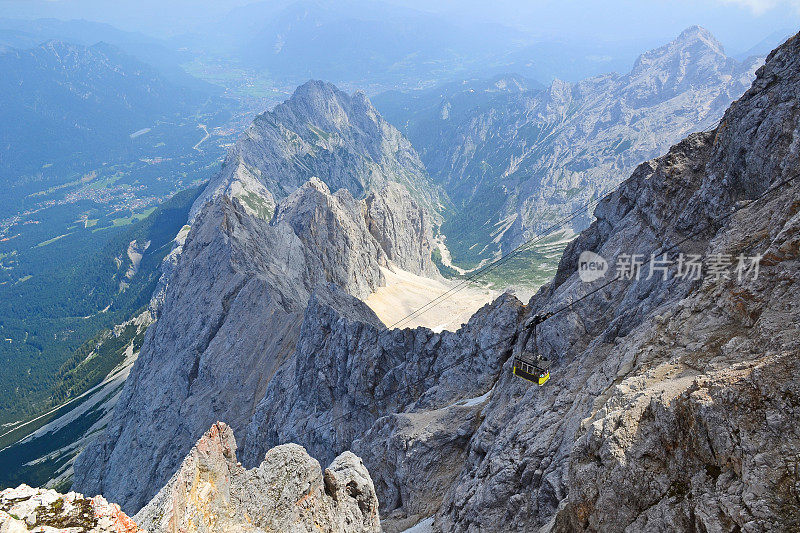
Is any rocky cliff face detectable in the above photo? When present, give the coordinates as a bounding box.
[192,79,441,222]
[1,423,380,533]
[433,32,800,532]
[240,31,798,532]
[240,283,522,530]
[73,176,439,511]
[365,182,439,278]
[376,26,763,264]
[75,30,799,533]
[135,422,380,533]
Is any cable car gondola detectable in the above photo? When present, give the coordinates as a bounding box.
[513,312,553,386]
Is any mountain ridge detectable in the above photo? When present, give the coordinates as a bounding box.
[192,79,443,222]
[67,28,800,533]
[72,127,440,511]
[374,26,764,267]
[0,39,212,178]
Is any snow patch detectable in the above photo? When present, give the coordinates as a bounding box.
[402,516,434,533]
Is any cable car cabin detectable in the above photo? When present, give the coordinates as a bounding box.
[513,311,554,386]
[513,352,551,386]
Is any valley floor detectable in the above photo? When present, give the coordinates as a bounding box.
[365,265,498,332]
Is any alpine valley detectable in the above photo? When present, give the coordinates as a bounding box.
[1,19,799,533]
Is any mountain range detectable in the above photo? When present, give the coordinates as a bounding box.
[0,21,797,533]
[375,26,764,267]
[57,27,800,533]
[0,39,216,182]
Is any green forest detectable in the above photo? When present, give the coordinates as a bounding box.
[0,187,202,424]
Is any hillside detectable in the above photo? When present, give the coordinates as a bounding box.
[0,40,215,182]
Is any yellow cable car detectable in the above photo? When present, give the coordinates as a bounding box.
[512,312,553,386]
[513,352,551,385]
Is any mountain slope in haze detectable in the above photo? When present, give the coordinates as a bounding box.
[374,26,763,267]
[190,0,530,91]
[0,36,233,439]
[194,79,442,220]
[0,40,212,178]
[0,17,201,88]
[70,29,800,532]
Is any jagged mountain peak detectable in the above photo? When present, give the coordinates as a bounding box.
[192,78,441,221]
[274,79,374,128]
[675,24,724,49]
[286,174,332,197]
[630,25,729,77]
[384,25,761,265]
[72,166,441,512]
[287,78,370,105]
[134,421,381,532]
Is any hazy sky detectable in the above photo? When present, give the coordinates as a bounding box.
[0,0,797,53]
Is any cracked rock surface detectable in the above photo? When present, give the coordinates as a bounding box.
[135,422,380,533]
[0,485,141,533]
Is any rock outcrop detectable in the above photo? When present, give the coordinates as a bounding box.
[365,182,439,278]
[0,485,141,532]
[192,80,441,222]
[274,177,389,299]
[135,422,380,533]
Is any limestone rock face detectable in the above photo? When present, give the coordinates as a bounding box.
[192,80,441,221]
[135,422,380,533]
[275,177,387,299]
[364,182,439,278]
[73,80,443,515]
[547,31,800,533]
[240,283,523,529]
[0,485,141,533]
[72,175,413,512]
[433,32,800,532]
